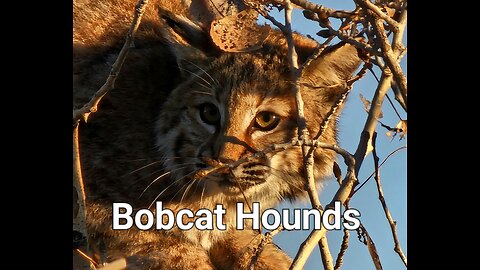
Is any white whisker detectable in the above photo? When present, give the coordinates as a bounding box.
[185,60,220,87]
[178,66,214,88]
[148,169,197,209]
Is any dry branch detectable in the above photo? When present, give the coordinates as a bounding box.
[73,0,150,124]
[371,133,407,267]
[324,25,378,55]
[333,228,350,270]
[370,16,407,105]
[283,1,334,269]
[333,171,350,270]
[248,226,285,270]
[314,62,369,141]
[357,224,383,270]
[289,142,357,270]
[73,0,151,268]
[353,70,392,174]
[353,146,407,195]
[354,0,399,29]
[96,258,127,270]
[290,0,354,19]
[73,124,89,253]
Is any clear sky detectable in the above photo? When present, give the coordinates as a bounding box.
[258,1,408,269]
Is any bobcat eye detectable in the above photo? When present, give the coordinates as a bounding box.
[199,103,220,125]
[254,111,280,131]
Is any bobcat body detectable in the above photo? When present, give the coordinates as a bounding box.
[73,0,362,269]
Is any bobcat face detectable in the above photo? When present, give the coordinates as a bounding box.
[156,53,302,202]
[154,25,362,206]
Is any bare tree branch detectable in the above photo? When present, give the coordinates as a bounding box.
[324,24,378,55]
[353,146,407,195]
[391,81,407,112]
[314,62,369,141]
[290,142,357,270]
[371,133,407,267]
[73,124,89,252]
[248,226,285,270]
[283,2,336,268]
[73,1,151,267]
[244,2,336,268]
[353,70,392,174]
[97,258,127,270]
[357,224,383,270]
[73,0,150,124]
[334,228,350,270]
[354,0,400,29]
[391,4,408,54]
[369,12,407,109]
[289,0,354,18]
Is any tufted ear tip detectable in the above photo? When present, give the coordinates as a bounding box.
[301,40,364,86]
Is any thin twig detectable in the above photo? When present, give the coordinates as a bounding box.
[249,2,335,268]
[289,0,354,18]
[73,124,89,253]
[248,226,285,270]
[356,223,383,270]
[353,146,407,194]
[391,81,407,112]
[193,140,296,180]
[371,133,407,267]
[75,248,99,268]
[290,142,357,270]
[73,0,150,124]
[332,170,350,270]
[325,25,377,55]
[313,62,369,141]
[368,67,404,120]
[284,2,334,268]
[334,228,350,270]
[369,12,407,109]
[353,70,393,175]
[354,0,400,29]
[391,4,408,54]
[385,94,403,121]
[97,258,128,270]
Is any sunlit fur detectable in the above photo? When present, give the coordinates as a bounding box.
[157,50,332,208]
[74,0,361,269]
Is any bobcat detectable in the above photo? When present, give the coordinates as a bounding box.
[73,0,362,269]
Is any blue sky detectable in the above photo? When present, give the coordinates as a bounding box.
[258,1,407,269]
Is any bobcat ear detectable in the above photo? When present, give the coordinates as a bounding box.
[158,8,219,73]
[300,41,363,87]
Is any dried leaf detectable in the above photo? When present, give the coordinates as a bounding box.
[384,7,396,18]
[386,120,407,140]
[359,94,371,113]
[303,10,319,21]
[316,29,332,38]
[359,94,383,118]
[333,161,342,185]
[210,9,270,52]
[333,162,342,179]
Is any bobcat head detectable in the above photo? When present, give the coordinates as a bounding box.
[155,11,362,209]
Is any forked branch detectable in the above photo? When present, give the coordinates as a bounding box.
[73,0,150,124]
[371,133,407,267]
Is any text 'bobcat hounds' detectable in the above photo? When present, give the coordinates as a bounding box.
[112,202,360,231]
